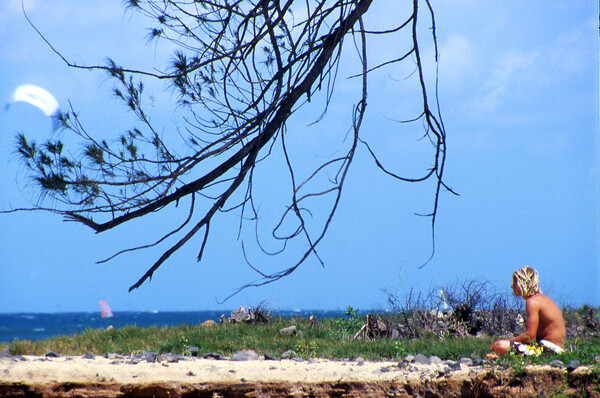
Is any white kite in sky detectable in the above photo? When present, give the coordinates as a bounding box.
[11,84,59,116]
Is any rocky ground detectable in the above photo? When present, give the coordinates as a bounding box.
[1,350,599,397]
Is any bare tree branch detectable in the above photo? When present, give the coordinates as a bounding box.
[9,0,454,296]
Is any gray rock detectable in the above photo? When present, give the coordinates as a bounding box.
[403,355,415,363]
[264,353,279,361]
[0,345,10,357]
[447,361,462,371]
[128,357,142,364]
[83,352,95,360]
[429,355,443,365]
[355,356,365,365]
[548,359,564,368]
[566,360,581,372]
[160,353,180,363]
[44,351,59,358]
[107,353,123,360]
[142,351,158,363]
[185,346,200,356]
[459,357,472,366]
[292,357,305,362]
[281,350,298,359]
[202,352,222,360]
[413,353,430,365]
[397,361,409,370]
[230,350,259,361]
[280,325,298,336]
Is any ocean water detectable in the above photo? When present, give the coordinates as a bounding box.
[0,310,346,343]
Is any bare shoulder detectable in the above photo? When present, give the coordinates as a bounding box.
[525,294,544,308]
[527,293,561,312]
[526,293,559,311]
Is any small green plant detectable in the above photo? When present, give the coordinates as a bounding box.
[334,306,364,339]
[294,339,318,359]
[394,340,406,358]
[178,335,190,353]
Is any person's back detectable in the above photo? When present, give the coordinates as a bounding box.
[527,292,565,347]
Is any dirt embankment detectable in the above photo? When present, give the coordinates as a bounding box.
[1,356,598,397]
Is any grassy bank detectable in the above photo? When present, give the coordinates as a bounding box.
[4,314,599,368]
[6,317,494,359]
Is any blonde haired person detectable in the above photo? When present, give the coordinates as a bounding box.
[489,266,566,357]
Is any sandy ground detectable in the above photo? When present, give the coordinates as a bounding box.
[0,355,466,384]
[1,355,598,397]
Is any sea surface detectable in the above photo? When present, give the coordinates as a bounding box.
[0,310,346,343]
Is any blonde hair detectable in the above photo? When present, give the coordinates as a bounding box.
[512,266,540,297]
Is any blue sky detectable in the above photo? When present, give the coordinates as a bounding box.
[0,1,598,313]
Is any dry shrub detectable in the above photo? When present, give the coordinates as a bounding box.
[383,280,524,340]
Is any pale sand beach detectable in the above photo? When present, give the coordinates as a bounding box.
[1,355,597,397]
[0,355,455,384]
